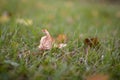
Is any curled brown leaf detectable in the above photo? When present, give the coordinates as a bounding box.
[84,37,99,48]
[38,29,54,50]
[84,37,100,54]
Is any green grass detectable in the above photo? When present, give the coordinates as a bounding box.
[0,0,120,80]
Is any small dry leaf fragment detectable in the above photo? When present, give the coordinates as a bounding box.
[56,34,67,43]
[56,34,67,49]
[38,29,54,50]
[84,37,100,54]
[58,43,67,49]
[84,37,99,48]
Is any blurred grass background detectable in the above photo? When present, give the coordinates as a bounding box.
[0,0,120,80]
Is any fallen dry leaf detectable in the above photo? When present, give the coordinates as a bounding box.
[84,37,99,48]
[38,29,54,50]
[58,43,67,49]
[56,34,67,43]
[84,37,100,54]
